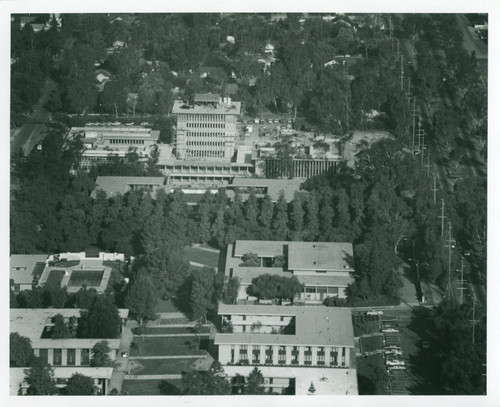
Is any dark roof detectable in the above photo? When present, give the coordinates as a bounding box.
[194,93,220,103]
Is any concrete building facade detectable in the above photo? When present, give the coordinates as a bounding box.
[215,304,358,395]
[172,94,241,161]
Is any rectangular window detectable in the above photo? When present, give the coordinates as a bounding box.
[53,349,62,366]
[278,346,286,364]
[243,315,246,321]
[327,287,339,294]
[330,350,338,365]
[280,316,284,322]
[81,349,90,366]
[252,348,260,363]
[265,346,273,364]
[305,287,315,293]
[39,349,48,364]
[67,349,76,366]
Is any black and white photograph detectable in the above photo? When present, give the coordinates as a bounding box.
[3,1,498,405]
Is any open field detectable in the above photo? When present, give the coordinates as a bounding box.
[130,358,199,375]
[184,246,220,268]
[67,269,104,287]
[121,379,183,395]
[130,336,206,357]
[360,335,384,353]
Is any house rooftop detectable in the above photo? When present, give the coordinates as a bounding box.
[215,304,354,347]
[194,93,221,103]
[93,176,166,197]
[10,308,128,349]
[172,100,241,115]
[233,240,286,258]
[229,178,304,203]
[10,254,48,285]
[288,242,354,271]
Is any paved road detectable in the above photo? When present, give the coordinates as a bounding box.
[10,79,54,156]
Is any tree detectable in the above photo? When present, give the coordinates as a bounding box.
[290,197,304,240]
[10,333,34,367]
[24,357,57,395]
[81,295,121,339]
[74,287,98,309]
[190,267,216,322]
[181,361,231,395]
[246,367,265,394]
[90,340,116,367]
[247,274,303,301]
[125,272,159,325]
[51,314,72,339]
[222,277,240,304]
[272,192,289,240]
[64,373,96,395]
[240,252,261,267]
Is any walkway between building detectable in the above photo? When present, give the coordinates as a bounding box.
[189,261,218,271]
[140,333,210,338]
[131,354,206,360]
[108,320,137,393]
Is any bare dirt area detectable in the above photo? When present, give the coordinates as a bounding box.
[342,130,391,168]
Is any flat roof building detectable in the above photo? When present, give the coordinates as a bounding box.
[172,94,241,161]
[68,125,159,170]
[10,308,128,395]
[224,240,355,304]
[10,254,49,293]
[215,304,358,395]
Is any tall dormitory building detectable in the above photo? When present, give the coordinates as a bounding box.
[172,94,241,161]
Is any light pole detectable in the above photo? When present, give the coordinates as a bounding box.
[404,238,422,302]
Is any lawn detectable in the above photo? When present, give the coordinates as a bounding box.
[159,317,191,325]
[45,269,65,288]
[360,335,384,353]
[141,327,210,335]
[353,315,380,336]
[67,269,104,287]
[131,358,199,375]
[53,260,80,267]
[184,247,220,268]
[347,295,400,308]
[129,336,207,357]
[156,298,183,313]
[121,379,183,395]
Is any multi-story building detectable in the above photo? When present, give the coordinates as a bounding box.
[215,304,358,395]
[10,308,129,395]
[171,94,241,161]
[224,240,355,304]
[68,125,159,170]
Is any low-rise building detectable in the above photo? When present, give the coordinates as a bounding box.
[37,252,125,294]
[224,240,355,304]
[215,304,358,395]
[68,125,159,170]
[10,308,129,395]
[10,254,49,293]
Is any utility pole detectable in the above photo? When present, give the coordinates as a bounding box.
[469,297,478,345]
[457,259,466,304]
[438,199,445,236]
[425,150,431,178]
[421,133,425,165]
[445,222,454,299]
[400,54,404,91]
[411,97,417,154]
[390,15,393,51]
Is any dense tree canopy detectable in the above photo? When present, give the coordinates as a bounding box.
[10,333,34,367]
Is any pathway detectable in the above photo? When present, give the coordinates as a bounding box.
[131,355,205,360]
[140,333,210,338]
[124,374,182,380]
[189,261,218,271]
[108,320,137,393]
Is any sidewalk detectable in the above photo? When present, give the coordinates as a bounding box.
[108,320,137,393]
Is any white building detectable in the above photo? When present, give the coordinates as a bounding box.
[224,240,355,303]
[215,304,358,395]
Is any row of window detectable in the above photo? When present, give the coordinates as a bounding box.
[182,114,227,121]
[38,348,90,366]
[109,139,146,145]
[186,151,226,158]
[186,122,225,129]
[185,131,228,138]
[231,345,345,366]
[304,286,339,294]
[186,141,225,147]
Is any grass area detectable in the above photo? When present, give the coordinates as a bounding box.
[357,353,389,395]
[156,298,183,313]
[53,260,80,267]
[130,336,206,357]
[353,315,380,336]
[45,269,65,288]
[360,335,384,353]
[346,295,400,308]
[121,379,183,395]
[184,247,219,268]
[159,317,191,325]
[67,269,104,287]
[131,358,199,375]
[141,327,210,335]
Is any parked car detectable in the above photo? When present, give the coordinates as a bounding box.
[386,359,405,366]
[385,349,403,356]
[382,328,399,333]
[388,365,406,371]
[385,345,401,350]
